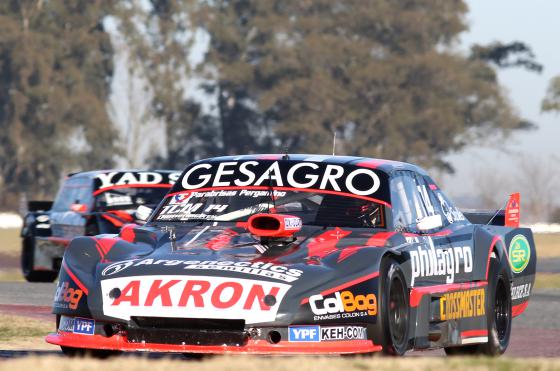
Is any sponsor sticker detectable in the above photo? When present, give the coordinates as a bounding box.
[288,326,320,342]
[509,235,531,274]
[284,217,302,230]
[101,258,303,283]
[103,192,133,206]
[53,281,83,310]
[180,161,382,197]
[309,290,377,321]
[58,316,75,332]
[288,325,367,342]
[408,237,473,286]
[511,282,531,300]
[320,326,367,341]
[101,275,291,324]
[36,215,50,222]
[73,318,95,335]
[95,171,180,190]
[439,288,485,321]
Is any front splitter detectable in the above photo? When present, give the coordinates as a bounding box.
[46,331,382,355]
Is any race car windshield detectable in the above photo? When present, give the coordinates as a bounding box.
[96,188,170,210]
[154,189,385,228]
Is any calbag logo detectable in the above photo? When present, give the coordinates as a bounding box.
[509,234,531,273]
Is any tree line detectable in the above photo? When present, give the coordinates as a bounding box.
[0,0,551,213]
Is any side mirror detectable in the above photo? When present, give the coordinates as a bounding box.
[135,205,153,223]
[70,203,88,213]
[417,214,443,232]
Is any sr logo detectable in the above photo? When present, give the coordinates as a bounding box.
[102,260,136,276]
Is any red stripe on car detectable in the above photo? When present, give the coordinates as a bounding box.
[62,261,89,295]
[512,301,529,317]
[409,281,488,308]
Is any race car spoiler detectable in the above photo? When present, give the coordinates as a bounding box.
[462,193,520,227]
[462,210,505,226]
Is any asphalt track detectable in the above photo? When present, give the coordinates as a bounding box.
[0,280,559,358]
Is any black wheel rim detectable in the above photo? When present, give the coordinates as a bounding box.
[388,275,407,346]
[494,278,510,341]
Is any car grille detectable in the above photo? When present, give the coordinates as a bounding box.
[127,317,248,346]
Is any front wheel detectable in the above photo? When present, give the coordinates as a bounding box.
[60,346,120,359]
[378,258,410,356]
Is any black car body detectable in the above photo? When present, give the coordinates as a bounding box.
[46,155,535,356]
[21,170,180,282]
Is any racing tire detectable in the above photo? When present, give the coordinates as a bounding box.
[182,353,207,360]
[378,257,410,356]
[444,255,512,356]
[60,346,121,359]
[21,237,58,283]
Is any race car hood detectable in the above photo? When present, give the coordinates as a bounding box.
[61,223,400,325]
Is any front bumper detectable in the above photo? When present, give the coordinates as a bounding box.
[46,330,382,355]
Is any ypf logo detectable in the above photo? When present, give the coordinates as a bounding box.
[102,260,136,276]
[509,235,531,274]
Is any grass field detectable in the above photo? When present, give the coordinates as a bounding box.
[0,228,20,256]
[1,355,560,371]
[534,234,560,258]
[0,314,54,350]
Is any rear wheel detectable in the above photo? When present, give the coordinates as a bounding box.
[378,258,410,356]
[21,237,57,282]
[444,256,512,356]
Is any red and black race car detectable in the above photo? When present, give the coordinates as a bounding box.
[46,155,535,357]
[21,170,180,282]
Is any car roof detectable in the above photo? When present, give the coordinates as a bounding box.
[67,169,178,178]
[193,154,428,176]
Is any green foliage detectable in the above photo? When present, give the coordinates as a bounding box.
[0,0,543,209]
[194,0,533,172]
[0,0,117,207]
[471,41,543,73]
[542,76,560,113]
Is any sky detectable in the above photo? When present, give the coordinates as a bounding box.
[104,0,560,213]
[443,0,560,201]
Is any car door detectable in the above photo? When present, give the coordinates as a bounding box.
[390,171,473,286]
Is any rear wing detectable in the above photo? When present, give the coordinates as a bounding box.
[27,200,53,212]
[463,210,505,226]
[462,193,520,227]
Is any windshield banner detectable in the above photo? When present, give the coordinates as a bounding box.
[173,160,389,202]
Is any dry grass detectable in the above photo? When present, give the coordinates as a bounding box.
[0,268,24,282]
[0,314,55,350]
[1,355,560,371]
[534,234,560,258]
[534,273,560,289]
[0,228,20,256]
